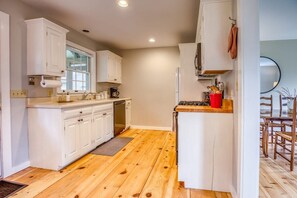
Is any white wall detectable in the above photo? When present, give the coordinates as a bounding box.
[236,0,260,197]
[260,0,297,41]
[261,40,297,109]
[120,47,179,129]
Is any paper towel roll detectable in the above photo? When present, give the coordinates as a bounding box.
[40,79,62,88]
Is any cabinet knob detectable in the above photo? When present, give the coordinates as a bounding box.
[81,119,83,121]
[61,70,65,73]
[80,111,82,114]
[114,79,117,81]
[78,119,81,122]
[103,113,107,116]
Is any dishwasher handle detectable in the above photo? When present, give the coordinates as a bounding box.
[114,100,126,105]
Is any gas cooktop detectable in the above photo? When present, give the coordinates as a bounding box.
[178,101,209,106]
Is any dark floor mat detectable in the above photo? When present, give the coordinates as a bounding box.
[91,137,133,156]
[0,180,27,198]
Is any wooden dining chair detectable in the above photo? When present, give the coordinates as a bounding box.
[280,95,294,113]
[274,97,297,171]
[260,95,283,143]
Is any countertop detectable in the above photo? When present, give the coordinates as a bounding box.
[27,98,131,109]
[175,99,233,113]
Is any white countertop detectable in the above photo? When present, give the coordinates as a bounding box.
[27,98,131,109]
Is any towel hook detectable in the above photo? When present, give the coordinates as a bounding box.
[229,17,237,25]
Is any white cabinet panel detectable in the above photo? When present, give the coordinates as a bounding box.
[105,112,114,141]
[196,0,233,74]
[79,114,92,154]
[64,118,79,164]
[97,50,122,84]
[178,112,233,192]
[125,100,131,129]
[26,18,68,76]
[28,103,114,170]
[93,113,105,146]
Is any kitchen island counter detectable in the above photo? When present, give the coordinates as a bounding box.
[177,99,233,192]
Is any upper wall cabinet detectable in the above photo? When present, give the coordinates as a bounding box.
[26,18,69,77]
[97,50,122,84]
[196,0,233,74]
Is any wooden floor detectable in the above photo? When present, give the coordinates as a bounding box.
[260,144,297,197]
[6,129,231,198]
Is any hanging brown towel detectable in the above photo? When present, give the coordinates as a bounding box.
[228,24,238,59]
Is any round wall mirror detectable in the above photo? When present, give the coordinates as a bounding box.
[260,56,281,94]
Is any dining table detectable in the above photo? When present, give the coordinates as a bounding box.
[260,109,293,157]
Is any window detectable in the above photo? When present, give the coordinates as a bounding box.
[59,41,96,93]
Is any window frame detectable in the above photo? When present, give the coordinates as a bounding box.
[57,41,96,94]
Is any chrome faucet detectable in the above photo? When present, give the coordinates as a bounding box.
[81,91,91,100]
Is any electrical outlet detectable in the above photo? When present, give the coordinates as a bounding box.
[10,90,27,98]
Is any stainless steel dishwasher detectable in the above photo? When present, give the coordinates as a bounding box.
[114,100,126,136]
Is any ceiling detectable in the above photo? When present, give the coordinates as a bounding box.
[22,0,199,50]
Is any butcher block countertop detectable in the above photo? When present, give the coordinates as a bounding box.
[175,99,233,113]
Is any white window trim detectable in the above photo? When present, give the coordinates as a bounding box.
[57,41,96,94]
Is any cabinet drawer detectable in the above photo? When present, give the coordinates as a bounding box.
[93,103,113,114]
[63,107,92,119]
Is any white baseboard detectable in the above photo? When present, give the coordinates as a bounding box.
[11,161,30,175]
[230,185,238,198]
[130,125,172,131]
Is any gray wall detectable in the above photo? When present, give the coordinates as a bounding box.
[0,0,111,168]
[261,40,297,109]
[120,47,179,128]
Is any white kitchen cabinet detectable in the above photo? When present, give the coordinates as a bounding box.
[196,0,233,74]
[78,114,92,154]
[64,118,80,164]
[92,103,114,144]
[125,100,131,129]
[97,50,122,84]
[178,112,233,192]
[28,103,113,170]
[26,18,68,77]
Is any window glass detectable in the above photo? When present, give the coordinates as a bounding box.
[61,47,91,91]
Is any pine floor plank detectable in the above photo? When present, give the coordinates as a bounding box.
[35,129,150,197]
[139,132,176,197]
[5,167,35,181]
[112,132,168,198]
[87,131,167,197]
[260,143,297,197]
[6,129,232,198]
[10,154,95,197]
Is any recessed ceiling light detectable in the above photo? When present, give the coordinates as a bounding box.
[149,38,156,43]
[118,0,128,7]
[82,29,90,33]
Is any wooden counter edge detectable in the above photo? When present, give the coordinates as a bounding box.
[175,99,233,113]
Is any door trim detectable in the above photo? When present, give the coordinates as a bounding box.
[0,11,12,178]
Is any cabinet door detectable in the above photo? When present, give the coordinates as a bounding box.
[201,1,232,72]
[105,112,114,141]
[107,55,117,82]
[46,26,66,76]
[64,118,79,164]
[115,57,122,83]
[79,114,92,155]
[92,113,105,146]
[125,100,131,128]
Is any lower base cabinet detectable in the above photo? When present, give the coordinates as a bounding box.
[178,112,233,192]
[28,103,113,170]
